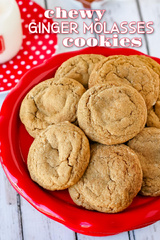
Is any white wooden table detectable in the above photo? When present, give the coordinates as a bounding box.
[1,0,160,239]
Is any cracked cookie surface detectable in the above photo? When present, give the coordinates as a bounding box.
[131,55,160,128]
[147,106,160,128]
[129,55,160,80]
[27,122,90,191]
[128,127,160,196]
[69,144,142,213]
[55,54,106,88]
[77,83,147,145]
[20,77,85,138]
[89,56,159,110]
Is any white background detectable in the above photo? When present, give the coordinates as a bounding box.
[0,0,160,239]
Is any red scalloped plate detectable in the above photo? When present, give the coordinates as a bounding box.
[1,47,160,237]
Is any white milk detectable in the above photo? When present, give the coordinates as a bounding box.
[0,0,22,64]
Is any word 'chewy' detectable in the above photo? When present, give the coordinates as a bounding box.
[44,7,106,22]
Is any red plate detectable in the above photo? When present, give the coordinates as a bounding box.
[0,0,57,93]
[1,47,160,236]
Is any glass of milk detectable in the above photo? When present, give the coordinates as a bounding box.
[0,0,23,64]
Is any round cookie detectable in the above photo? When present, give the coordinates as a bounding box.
[77,83,147,145]
[89,56,159,110]
[147,99,160,128]
[129,55,160,81]
[27,122,90,191]
[55,54,106,88]
[130,55,160,106]
[128,55,160,128]
[147,106,160,128]
[120,55,160,100]
[101,55,160,129]
[20,77,85,138]
[69,144,142,213]
[128,127,160,196]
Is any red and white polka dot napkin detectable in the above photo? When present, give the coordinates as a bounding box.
[0,0,57,92]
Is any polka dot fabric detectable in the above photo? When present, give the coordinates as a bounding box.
[0,0,57,92]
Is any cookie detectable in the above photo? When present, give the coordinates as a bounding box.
[147,107,160,128]
[55,54,106,88]
[130,55,160,101]
[69,144,142,213]
[89,56,159,110]
[128,127,160,196]
[77,83,147,145]
[129,55,160,81]
[127,55,160,128]
[20,77,85,138]
[147,101,160,128]
[27,122,90,191]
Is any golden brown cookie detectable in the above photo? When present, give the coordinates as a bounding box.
[69,144,142,213]
[147,107,160,128]
[77,83,147,145]
[129,55,160,77]
[20,77,85,138]
[128,127,160,196]
[89,56,159,110]
[130,55,160,103]
[111,54,160,99]
[55,54,106,88]
[127,55,160,128]
[27,122,90,191]
[147,100,160,128]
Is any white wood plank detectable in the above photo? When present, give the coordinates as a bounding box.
[47,0,94,53]
[19,0,76,239]
[0,91,8,109]
[133,221,160,240]
[0,165,23,240]
[92,0,147,54]
[20,197,76,240]
[1,1,160,240]
[0,1,76,240]
[72,1,149,239]
[77,232,129,240]
[18,1,151,240]
[18,0,76,239]
[138,0,160,57]
[133,0,160,239]
[33,0,45,8]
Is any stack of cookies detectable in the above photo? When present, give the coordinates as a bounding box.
[20,53,160,213]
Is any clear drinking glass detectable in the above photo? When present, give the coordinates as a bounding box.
[0,0,22,64]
